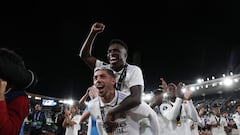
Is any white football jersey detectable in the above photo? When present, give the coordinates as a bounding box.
[88,91,160,135]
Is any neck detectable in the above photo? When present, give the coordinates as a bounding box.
[111,63,126,72]
[101,90,115,103]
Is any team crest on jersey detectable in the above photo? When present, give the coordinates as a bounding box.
[163,106,168,110]
[96,115,101,120]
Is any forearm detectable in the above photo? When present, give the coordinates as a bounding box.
[62,118,69,128]
[69,120,77,126]
[79,94,88,107]
[209,123,218,127]
[162,98,182,120]
[149,96,161,109]
[80,111,91,123]
[109,94,141,114]
[79,31,97,58]
[186,100,199,122]
[149,102,157,109]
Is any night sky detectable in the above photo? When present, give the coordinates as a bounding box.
[1,1,240,100]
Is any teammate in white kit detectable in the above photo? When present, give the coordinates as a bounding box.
[207,104,227,135]
[159,82,200,135]
[87,68,160,135]
[232,104,240,135]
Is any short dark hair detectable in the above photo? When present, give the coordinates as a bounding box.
[236,104,240,109]
[109,39,128,52]
[95,68,115,78]
[168,83,177,89]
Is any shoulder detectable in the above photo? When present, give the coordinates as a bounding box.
[127,64,142,72]
[126,64,144,80]
[12,95,28,102]
[232,113,238,118]
[117,91,128,101]
[8,96,29,109]
[88,98,99,109]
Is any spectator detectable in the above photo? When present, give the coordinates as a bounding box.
[62,104,81,135]
[0,48,37,135]
[28,104,46,135]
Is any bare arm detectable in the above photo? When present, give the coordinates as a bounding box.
[107,85,142,115]
[68,118,78,126]
[149,93,163,109]
[62,110,77,128]
[79,86,98,107]
[79,22,105,70]
[79,89,89,107]
[149,97,158,109]
[62,114,78,128]
[107,66,144,115]
[104,86,143,128]
[62,111,70,128]
[62,116,69,128]
[80,111,91,123]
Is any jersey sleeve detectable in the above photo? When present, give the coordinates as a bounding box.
[127,66,144,88]
[160,98,182,121]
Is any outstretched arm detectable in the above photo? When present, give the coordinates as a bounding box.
[79,22,105,70]
[160,98,182,120]
[79,86,98,107]
[79,92,89,107]
[149,93,163,109]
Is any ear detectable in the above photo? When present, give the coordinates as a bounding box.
[112,78,116,86]
[124,52,128,58]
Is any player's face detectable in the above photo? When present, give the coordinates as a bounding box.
[213,107,221,116]
[167,85,176,99]
[93,70,115,97]
[236,106,240,113]
[107,44,127,70]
